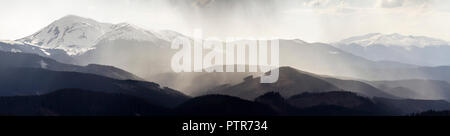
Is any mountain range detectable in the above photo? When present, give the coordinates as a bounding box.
[334,33,450,66]
[203,66,395,100]
[4,15,450,84]
[1,15,450,116]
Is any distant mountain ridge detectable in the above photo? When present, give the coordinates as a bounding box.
[334,33,450,66]
[204,66,395,100]
[336,33,449,48]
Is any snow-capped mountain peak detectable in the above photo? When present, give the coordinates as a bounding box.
[17,15,113,55]
[14,15,187,56]
[336,33,450,48]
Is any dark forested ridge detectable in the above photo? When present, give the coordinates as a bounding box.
[175,95,276,116]
[0,51,142,80]
[0,89,170,116]
[1,89,449,116]
[413,110,450,116]
[0,67,189,108]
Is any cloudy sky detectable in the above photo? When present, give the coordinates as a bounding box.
[0,0,449,42]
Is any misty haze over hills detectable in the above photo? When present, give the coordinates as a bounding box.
[1,15,450,116]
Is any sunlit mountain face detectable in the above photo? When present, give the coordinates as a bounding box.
[0,0,450,118]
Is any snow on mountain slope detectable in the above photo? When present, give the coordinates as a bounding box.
[95,23,162,43]
[18,15,114,55]
[17,15,183,56]
[0,40,76,64]
[0,40,26,45]
[334,33,450,66]
[336,33,449,48]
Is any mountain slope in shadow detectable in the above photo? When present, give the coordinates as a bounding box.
[205,66,394,100]
[0,51,142,80]
[0,67,189,108]
[1,89,448,116]
[0,89,170,116]
[256,91,384,116]
[256,91,450,116]
[205,67,339,100]
[413,110,450,116]
[373,97,450,115]
[175,95,276,116]
[370,79,450,101]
